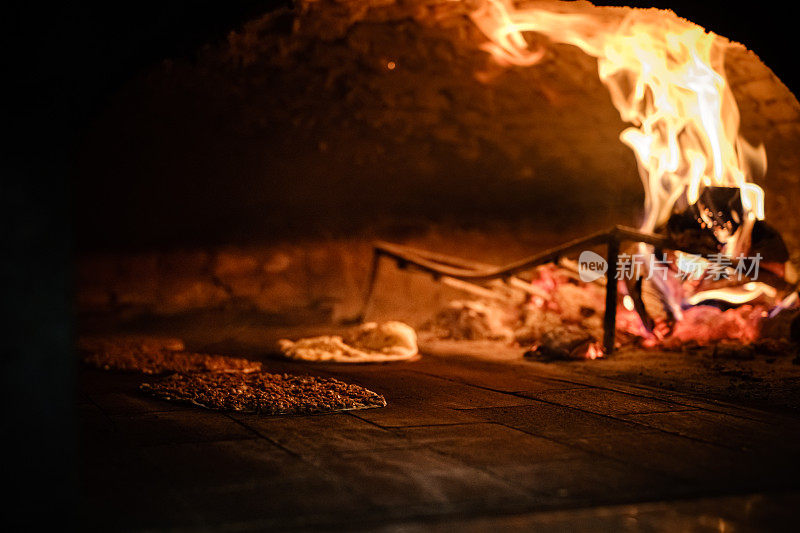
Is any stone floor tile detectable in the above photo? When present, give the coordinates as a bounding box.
[524,388,696,415]
[107,410,256,446]
[231,412,413,455]
[464,402,650,440]
[566,430,790,491]
[140,438,309,487]
[309,447,534,513]
[318,369,536,409]
[394,422,580,466]
[620,409,800,452]
[407,356,589,394]
[488,455,690,504]
[89,391,193,415]
[351,401,481,428]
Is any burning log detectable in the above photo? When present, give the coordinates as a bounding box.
[664,186,790,261]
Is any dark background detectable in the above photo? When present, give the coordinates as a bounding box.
[4,0,797,527]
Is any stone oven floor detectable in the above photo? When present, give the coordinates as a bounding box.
[78,326,800,531]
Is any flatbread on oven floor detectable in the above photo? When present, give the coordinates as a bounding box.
[278,321,418,363]
[80,336,262,374]
[140,371,386,414]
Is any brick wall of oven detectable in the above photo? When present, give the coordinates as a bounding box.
[75,0,800,323]
[77,227,580,329]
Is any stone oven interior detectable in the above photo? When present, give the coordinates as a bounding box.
[74,0,800,328]
[8,0,800,530]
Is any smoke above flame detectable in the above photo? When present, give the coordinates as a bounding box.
[469,0,766,245]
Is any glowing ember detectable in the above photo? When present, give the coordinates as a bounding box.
[662,304,765,347]
[622,295,635,311]
[585,342,604,360]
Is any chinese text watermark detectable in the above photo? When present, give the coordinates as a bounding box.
[578,251,761,283]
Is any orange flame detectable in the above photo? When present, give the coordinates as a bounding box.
[470,0,766,256]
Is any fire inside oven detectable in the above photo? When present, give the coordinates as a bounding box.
[280,0,798,359]
[75,2,800,355]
